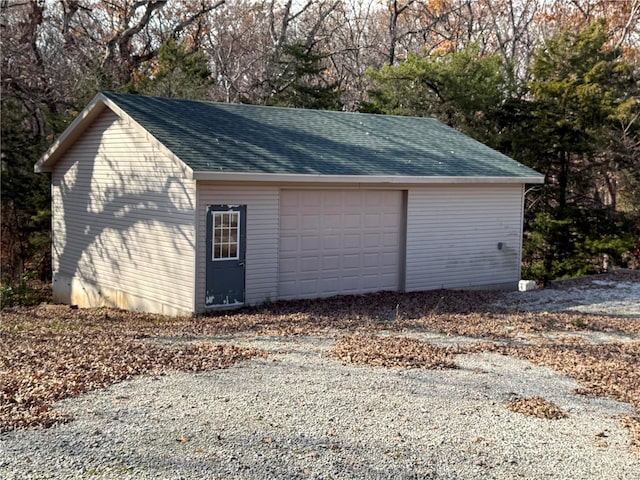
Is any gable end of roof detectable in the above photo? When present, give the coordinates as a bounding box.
[34,93,194,180]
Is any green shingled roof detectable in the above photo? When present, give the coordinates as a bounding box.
[102,92,542,179]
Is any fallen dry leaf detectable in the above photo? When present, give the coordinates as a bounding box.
[331,333,457,369]
[0,308,265,432]
[507,396,568,420]
[621,416,640,454]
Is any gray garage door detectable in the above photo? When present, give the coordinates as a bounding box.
[278,190,403,300]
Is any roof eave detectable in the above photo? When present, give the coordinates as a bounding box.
[35,93,109,173]
[193,171,545,184]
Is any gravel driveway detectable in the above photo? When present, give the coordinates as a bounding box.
[2,275,640,479]
[2,331,640,479]
[496,276,640,317]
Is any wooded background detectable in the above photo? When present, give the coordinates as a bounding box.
[2,0,639,290]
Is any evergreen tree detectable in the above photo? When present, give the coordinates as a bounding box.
[265,43,342,111]
[518,21,640,281]
[125,38,214,100]
[364,45,504,142]
[528,20,637,213]
[1,99,53,281]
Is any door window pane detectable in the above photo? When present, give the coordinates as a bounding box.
[212,211,240,260]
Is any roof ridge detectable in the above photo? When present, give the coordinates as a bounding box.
[101,90,448,122]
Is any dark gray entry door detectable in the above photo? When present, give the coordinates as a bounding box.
[205,205,246,307]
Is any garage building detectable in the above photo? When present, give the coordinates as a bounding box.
[35,92,544,315]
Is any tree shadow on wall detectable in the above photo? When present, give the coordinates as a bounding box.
[54,113,195,310]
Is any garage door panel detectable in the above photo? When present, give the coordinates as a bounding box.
[319,277,340,291]
[382,252,399,266]
[383,232,400,247]
[300,257,319,272]
[281,192,299,208]
[340,276,360,290]
[323,214,342,229]
[363,274,384,289]
[322,235,340,250]
[279,190,402,300]
[364,213,383,228]
[302,216,320,230]
[278,280,297,297]
[363,253,381,267]
[324,194,344,207]
[383,212,399,227]
[279,256,297,271]
[381,272,397,285]
[280,214,299,229]
[343,234,362,248]
[299,279,318,294]
[342,191,363,205]
[343,253,360,269]
[302,191,322,207]
[301,236,320,251]
[343,214,362,228]
[280,236,298,251]
[364,194,381,207]
[322,256,340,270]
[364,233,381,247]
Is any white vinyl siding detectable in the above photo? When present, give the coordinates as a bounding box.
[195,183,279,312]
[406,185,523,291]
[51,110,196,315]
[278,190,402,300]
